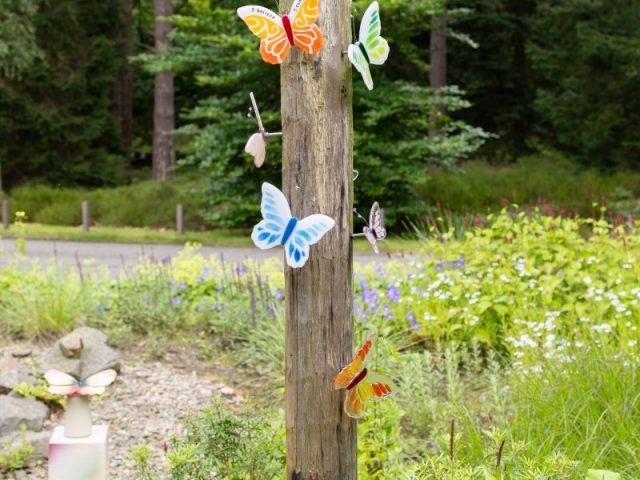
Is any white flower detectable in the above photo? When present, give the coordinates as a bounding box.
[583,277,592,285]
[591,324,613,333]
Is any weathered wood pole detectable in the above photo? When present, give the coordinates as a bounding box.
[176,204,184,234]
[81,201,90,232]
[2,200,9,229]
[281,0,356,478]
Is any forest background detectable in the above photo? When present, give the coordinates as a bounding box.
[1,0,638,231]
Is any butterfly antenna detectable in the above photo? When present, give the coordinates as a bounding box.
[351,14,356,43]
[353,207,368,226]
[274,0,280,13]
[249,92,265,133]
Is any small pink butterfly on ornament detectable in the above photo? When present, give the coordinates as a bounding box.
[353,202,386,254]
[45,369,117,396]
[244,92,282,168]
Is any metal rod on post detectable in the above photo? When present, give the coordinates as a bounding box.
[176,204,184,234]
[281,0,356,477]
[2,200,9,230]
[81,201,90,232]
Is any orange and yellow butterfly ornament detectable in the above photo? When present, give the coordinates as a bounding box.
[237,0,324,64]
[334,332,396,418]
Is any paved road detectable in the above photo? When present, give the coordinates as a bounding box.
[0,239,387,275]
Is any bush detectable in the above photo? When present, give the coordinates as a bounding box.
[417,155,640,218]
[6,175,209,229]
[132,399,285,479]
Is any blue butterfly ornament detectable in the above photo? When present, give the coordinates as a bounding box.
[252,183,335,268]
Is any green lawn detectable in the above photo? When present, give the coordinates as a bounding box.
[2,222,422,253]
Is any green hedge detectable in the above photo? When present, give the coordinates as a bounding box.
[5,177,209,230]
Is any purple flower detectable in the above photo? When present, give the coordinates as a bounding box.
[274,288,284,301]
[385,312,394,320]
[179,282,187,290]
[387,284,400,303]
[171,296,182,306]
[406,311,415,321]
[236,264,247,276]
[410,321,420,330]
[435,260,443,271]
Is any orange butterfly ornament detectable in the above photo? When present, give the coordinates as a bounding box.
[334,333,396,418]
[237,0,324,64]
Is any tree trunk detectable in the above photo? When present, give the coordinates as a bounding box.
[281,0,356,476]
[152,0,175,181]
[113,0,134,153]
[429,14,447,137]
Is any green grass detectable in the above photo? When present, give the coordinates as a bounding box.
[2,222,253,247]
[1,222,422,252]
[417,155,640,216]
[5,175,210,230]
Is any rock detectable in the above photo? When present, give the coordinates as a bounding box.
[0,355,37,394]
[59,334,83,358]
[0,396,50,435]
[220,386,235,397]
[9,348,32,359]
[41,327,121,378]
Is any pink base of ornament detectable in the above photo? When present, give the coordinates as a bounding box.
[48,425,109,480]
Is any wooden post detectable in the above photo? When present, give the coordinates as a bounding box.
[81,201,90,232]
[281,0,355,477]
[176,204,184,234]
[2,200,8,229]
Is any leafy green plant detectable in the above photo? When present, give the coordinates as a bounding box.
[0,426,34,473]
[133,399,285,479]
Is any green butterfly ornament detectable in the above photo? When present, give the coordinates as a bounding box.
[348,1,390,90]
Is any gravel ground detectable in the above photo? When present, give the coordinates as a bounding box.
[5,344,243,479]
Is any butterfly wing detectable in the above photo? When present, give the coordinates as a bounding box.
[237,6,291,64]
[252,183,292,250]
[45,369,80,396]
[369,202,387,240]
[289,0,323,54]
[344,371,395,418]
[348,44,373,90]
[359,1,390,65]
[75,369,117,396]
[245,133,267,168]
[334,333,375,389]
[363,226,379,254]
[284,214,335,268]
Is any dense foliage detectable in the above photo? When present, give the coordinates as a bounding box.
[133,0,489,227]
[449,0,640,166]
[0,0,127,187]
[2,0,639,225]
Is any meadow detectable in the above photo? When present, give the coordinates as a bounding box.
[1,208,638,479]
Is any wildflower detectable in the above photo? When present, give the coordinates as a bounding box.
[179,281,187,290]
[386,284,400,303]
[236,264,247,276]
[406,311,415,322]
[274,288,284,301]
[410,321,420,330]
[501,198,509,207]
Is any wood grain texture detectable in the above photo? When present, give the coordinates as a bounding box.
[281,0,356,478]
